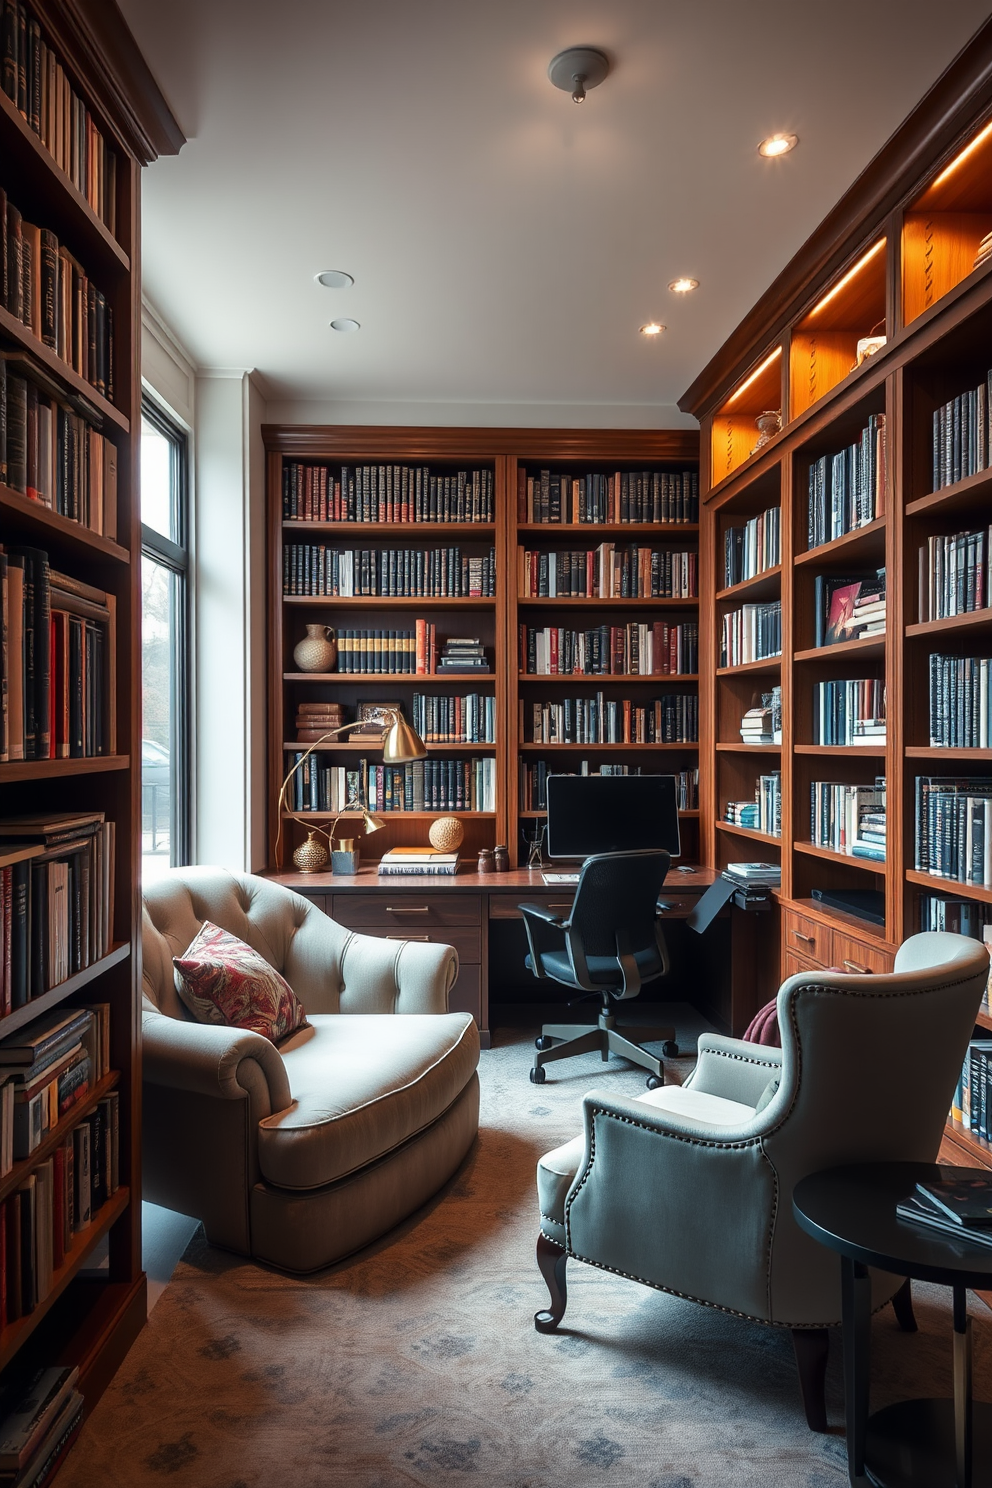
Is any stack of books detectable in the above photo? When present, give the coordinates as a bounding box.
[975,231,992,271]
[897,1174,992,1249]
[438,638,489,673]
[723,862,781,887]
[815,570,886,646]
[295,702,343,743]
[377,847,460,877]
[0,1367,84,1488]
[740,706,774,745]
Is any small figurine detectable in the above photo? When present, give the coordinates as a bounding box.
[493,844,510,873]
[477,847,495,874]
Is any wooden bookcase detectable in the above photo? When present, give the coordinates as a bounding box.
[264,428,700,875]
[682,20,992,1172]
[0,0,181,1439]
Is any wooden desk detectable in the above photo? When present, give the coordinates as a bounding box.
[267,866,772,1048]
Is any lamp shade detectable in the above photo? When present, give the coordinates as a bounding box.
[382,714,428,763]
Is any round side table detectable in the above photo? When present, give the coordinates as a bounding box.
[794,1162,992,1488]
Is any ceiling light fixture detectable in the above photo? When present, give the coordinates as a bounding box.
[548,46,609,104]
[315,270,354,289]
[639,322,665,337]
[330,319,361,333]
[758,133,798,158]
[669,278,699,294]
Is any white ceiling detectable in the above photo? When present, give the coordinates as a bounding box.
[119,0,992,424]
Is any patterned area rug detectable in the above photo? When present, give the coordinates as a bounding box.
[61,1022,992,1487]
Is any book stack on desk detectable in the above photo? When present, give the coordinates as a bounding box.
[897,1175,992,1248]
[378,848,460,876]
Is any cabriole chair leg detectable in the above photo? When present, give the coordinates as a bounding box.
[534,1232,568,1333]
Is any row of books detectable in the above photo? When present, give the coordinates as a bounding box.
[516,467,698,526]
[0,816,115,1011]
[2,189,114,398]
[526,693,698,745]
[519,621,698,677]
[814,570,886,646]
[919,893,992,947]
[720,601,782,667]
[724,771,781,838]
[517,545,697,600]
[0,360,118,534]
[807,413,886,549]
[929,653,992,748]
[810,778,886,859]
[0,1365,84,1488]
[914,776,992,886]
[0,1005,109,1167]
[918,527,990,621]
[931,370,992,491]
[1,0,118,232]
[723,506,781,588]
[518,761,698,813]
[0,546,113,762]
[2,1099,118,1328]
[813,678,886,745]
[282,463,495,524]
[282,545,497,598]
[368,758,494,814]
[410,692,496,743]
[951,1036,992,1142]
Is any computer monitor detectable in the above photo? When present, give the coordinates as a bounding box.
[544,774,681,861]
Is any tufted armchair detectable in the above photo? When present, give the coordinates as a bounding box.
[142,867,480,1273]
[533,932,990,1428]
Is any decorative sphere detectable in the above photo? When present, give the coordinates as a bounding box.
[293,832,329,873]
[429,816,464,852]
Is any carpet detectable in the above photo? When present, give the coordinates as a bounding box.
[61,1019,992,1487]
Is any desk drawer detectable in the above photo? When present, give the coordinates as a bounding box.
[830,931,892,975]
[783,910,828,966]
[331,893,482,929]
[347,923,481,965]
[785,951,826,979]
[489,894,575,920]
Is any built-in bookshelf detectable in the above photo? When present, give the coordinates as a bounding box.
[683,21,992,1169]
[0,0,181,1464]
[265,430,700,869]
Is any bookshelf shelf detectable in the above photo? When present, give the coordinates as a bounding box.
[906,870,992,905]
[794,635,886,663]
[794,841,888,873]
[905,747,992,760]
[716,742,782,754]
[715,565,782,603]
[0,304,129,433]
[794,743,888,757]
[793,518,886,567]
[717,821,782,846]
[0,755,129,784]
[517,742,698,753]
[905,609,992,639]
[789,236,887,422]
[285,672,495,684]
[716,657,782,676]
[0,486,130,565]
[905,466,992,518]
[0,944,131,1040]
[0,1187,130,1374]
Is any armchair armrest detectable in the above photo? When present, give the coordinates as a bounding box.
[686,1033,783,1107]
[142,1009,292,1114]
[338,929,458,1014]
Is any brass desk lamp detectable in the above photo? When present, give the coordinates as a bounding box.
[277,708,427,872]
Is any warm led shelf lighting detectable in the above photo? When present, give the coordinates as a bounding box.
[725,345,782,406]
[758,133,798,158]
[669,278,699,294]
[930,116,992,191]
[806,238,886,320]
[640,322,665,336]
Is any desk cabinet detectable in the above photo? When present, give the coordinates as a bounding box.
[781,901,894,976]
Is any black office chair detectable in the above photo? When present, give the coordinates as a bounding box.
[519,849,678,1086]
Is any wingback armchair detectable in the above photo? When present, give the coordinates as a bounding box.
[142,867,480,1273]
[534,932,990,1428]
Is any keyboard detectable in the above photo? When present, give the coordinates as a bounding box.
[541,872,580,885]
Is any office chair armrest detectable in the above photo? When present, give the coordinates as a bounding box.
[685,1033,783,1106]
[518,902,568,927]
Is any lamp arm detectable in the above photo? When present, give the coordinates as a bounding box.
[275,719,389,862]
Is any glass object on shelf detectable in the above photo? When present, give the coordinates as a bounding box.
[752,409,782,453]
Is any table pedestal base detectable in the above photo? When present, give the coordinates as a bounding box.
[864,1399,992,1487]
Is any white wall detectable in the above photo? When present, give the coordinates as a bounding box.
[264,397,697,430]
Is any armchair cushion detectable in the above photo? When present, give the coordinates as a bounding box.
[174,921,310,1044]
[258,1011,479,1189]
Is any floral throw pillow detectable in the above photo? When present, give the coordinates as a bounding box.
[173,921,309,1045]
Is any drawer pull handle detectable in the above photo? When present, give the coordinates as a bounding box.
[549,903,573,909]
[843,959,871,975]
[386,934,431,942]
[385,906,430,914]
[791,930,814,944]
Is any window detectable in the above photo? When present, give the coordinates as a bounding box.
[141,402,190,881]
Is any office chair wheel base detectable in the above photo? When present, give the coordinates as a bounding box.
[662,1040,679,1058]
[535,1036,553,1051]
[645,1075,663,1090]
[530,1066,547,1084]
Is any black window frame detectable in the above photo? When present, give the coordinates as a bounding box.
[140,396,191,868]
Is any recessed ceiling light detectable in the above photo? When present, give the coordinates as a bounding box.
[758,133,798,158]
[330,318,361,332]
[315,270,354,289]
[668,278,699,294]
[639,322,665,337]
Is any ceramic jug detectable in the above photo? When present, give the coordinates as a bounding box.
[293,624,337,672]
